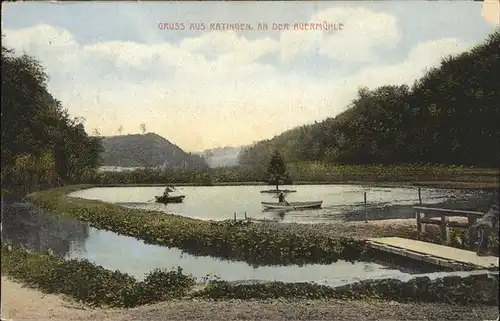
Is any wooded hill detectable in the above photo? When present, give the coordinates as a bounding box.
[1,45,103,192]
[100,133,209,170]
[238,30,500,168]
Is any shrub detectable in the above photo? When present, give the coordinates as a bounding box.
[194,274,499,305]
[1,243,195,307]
[27,186,370,267]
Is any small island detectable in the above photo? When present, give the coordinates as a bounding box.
[260,189,297,193]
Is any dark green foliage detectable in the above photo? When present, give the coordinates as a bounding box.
[1,243,196,307]
[449,228,499,256]
[28,186,369,267]
[264,150,293,189]
[1,46,103,193]
[195,274,499,306]
[92,167,214,185]
[100,133,209,169]
[89,163,498,186]
[3,242,498,307]
[239,30,500,167]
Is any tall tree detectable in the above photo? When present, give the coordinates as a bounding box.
[265,149,289,191]
[117,125,123,135]
[1,45,103,191]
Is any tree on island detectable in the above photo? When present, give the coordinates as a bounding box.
[264,149,291,192]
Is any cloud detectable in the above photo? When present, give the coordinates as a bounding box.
[180,31,280,65]
[2,6,473,151]
[279,7,400,63]
[344,38,470,91]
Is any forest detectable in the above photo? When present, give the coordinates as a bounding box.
[2,30,499,193]
[239,30,500,168]
[1,45,103,193]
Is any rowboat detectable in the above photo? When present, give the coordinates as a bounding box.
[155,195,185,204]
[261,201,323,210]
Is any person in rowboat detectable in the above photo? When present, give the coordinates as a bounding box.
[278,192,292,206]
[163,187,170,198]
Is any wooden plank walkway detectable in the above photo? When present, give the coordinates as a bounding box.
[367,237,499,270]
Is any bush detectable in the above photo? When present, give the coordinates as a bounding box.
[27,186,370,267]
[3,242,498,307]
[1,243,195,307]
[194,274,499,305]
[449,228,499,256]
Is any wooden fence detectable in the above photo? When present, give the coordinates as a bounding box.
[414,206,485,246]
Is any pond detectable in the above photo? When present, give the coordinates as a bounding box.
[2,201,492,286]
[69,185,494,223]
[0,201,419,284]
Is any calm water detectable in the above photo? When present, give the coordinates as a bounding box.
[2,200,494,286]
[2,201,414,285]
[69,185,492,223]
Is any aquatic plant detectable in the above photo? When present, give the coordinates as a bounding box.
[1,243,195,307]
[194,274,499,305]
[3,242,498,308]
[27,185,370,267]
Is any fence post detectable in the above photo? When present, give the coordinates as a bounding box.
[440,214,447,244]
[416,209,421,240]
[234,212,236,221]
[364,192,368,223]
[418,187,426,233]
[445,217,451,245]
[467,214,479,248]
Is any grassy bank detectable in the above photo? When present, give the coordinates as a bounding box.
[91,163,499,189]
[96,180,497,189]
[196,275,499,305]
[26,185,498,266]
[27,185,368,267]
[2,243,498,308]
[1,243,195,307]
[291,162,499,183]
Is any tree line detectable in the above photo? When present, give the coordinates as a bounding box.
[239,30,500,168]
[1,45,103,193]
[2,30,498,193]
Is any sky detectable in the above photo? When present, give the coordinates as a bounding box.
[2,1,497,152]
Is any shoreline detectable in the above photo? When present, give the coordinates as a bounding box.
[3,186,499,317]
[96,180,499,189]
[24,185,499,267]
[2,277,498,321]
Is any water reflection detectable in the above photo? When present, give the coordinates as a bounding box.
[2,200,88,258]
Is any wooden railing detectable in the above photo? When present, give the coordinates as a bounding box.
[414,206,485,246]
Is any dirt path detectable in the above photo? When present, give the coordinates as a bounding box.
[1,277,117,321]
[2,277,498,321]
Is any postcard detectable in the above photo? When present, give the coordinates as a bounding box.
[1,1,499,321]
